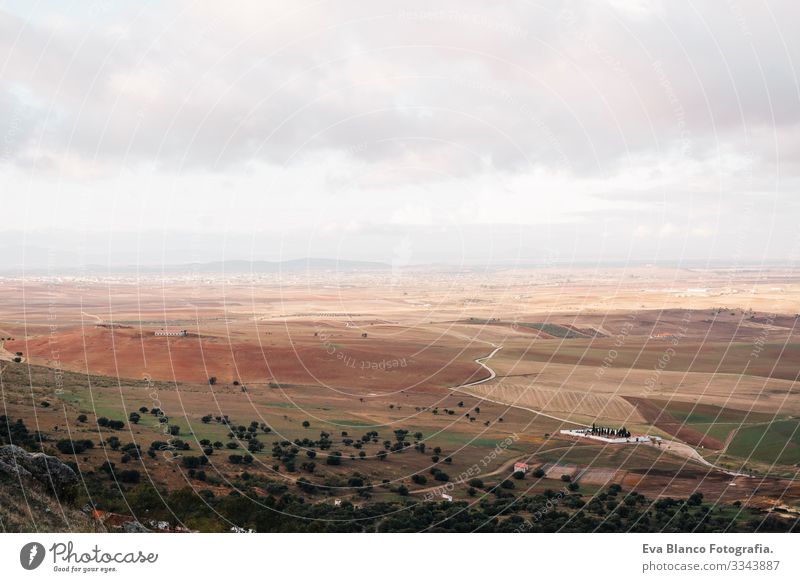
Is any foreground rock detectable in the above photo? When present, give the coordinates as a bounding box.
[0,444,78,493]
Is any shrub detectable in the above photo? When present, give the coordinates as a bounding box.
[182,456,207,469]
[434,471,450,482]
[118,470,140,484]
[56,439,93,455]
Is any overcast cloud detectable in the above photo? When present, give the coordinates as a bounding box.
[1,0,799,269]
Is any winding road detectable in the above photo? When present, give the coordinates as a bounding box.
[449,342,747,478]
[452,343,587,427]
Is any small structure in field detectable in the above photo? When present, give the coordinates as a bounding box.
[154,328,188,337]
[560,425,661,444]
[514,462,530,474]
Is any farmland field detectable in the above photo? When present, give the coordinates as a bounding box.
[2,267,800,532]
[727,420,800,466]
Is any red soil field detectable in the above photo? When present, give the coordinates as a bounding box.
[8,326,490,394]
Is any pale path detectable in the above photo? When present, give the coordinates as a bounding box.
[451,344,587,427]
[643,439,749,478]
[450,344,750,477]
[0,340,23,363]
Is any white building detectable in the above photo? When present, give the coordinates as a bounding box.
[559,428,661,444]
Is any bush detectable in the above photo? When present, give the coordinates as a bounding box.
[118,470,141,484]
[560,474,572,483]
[182,456,207,469]
[56,439,93,455]
[77,414,88,423]
[128,412,140,424]
[411,474,427,485]
[302,421,310,428]
[500,479,515,489]
[513,471,525,480]
[532,468,545,479]
[468,478,484,488]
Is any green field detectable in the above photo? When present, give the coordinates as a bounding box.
[655,400,774,425]
[516,322,586,338]
[727,419,800,466]
[651,400,779,443]
[515,340,800,381]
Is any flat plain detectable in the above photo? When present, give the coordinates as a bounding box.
[2,266,799,523]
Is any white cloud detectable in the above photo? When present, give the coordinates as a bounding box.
[1,0,798,265]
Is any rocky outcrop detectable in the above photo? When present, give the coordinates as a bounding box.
[123,521,149,533]
[0,445,78,493]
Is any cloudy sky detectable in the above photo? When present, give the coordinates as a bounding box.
[1,0,799,269]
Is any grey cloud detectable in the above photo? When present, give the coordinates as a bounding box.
[0,0,795,177]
